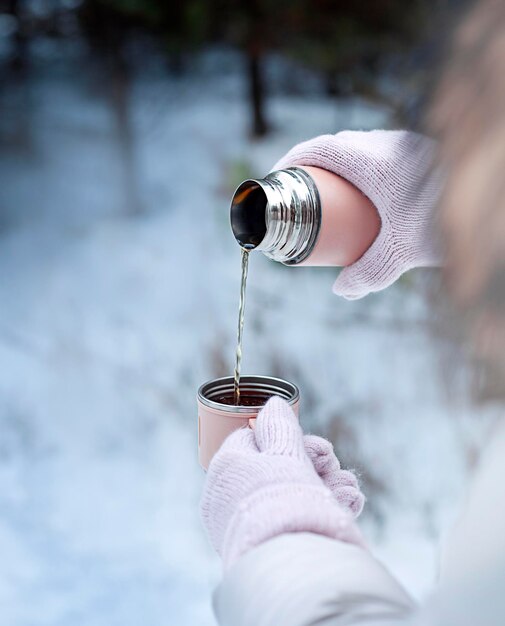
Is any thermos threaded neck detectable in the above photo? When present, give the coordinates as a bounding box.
[230,167,321,265]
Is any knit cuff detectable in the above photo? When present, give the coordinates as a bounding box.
[222,483,365,569]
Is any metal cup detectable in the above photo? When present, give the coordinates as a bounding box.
[197,375,300,470]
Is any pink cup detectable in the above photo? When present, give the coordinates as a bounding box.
[197,375,300,470]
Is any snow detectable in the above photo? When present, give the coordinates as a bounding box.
[0,47,494,624]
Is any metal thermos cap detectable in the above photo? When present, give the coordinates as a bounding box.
[229,167,321,265]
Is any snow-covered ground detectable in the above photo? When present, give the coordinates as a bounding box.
[0,47,494,625]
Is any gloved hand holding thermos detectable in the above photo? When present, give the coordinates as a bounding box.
[231,130,440,296]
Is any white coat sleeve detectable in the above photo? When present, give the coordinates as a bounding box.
[213,421,505,626]
[213,533,415,626]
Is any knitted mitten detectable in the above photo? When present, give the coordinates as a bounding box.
[273,130,442,299]
[304,434,364,518]
[201,396,364,569]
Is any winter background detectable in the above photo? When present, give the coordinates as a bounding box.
[0,3,496,625]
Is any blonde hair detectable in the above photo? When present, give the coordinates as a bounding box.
[428,0,505,399]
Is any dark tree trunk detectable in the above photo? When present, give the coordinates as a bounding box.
[325,71,339,97]
[109,49,142,216]
[7,0,28,73]
[79,1,142,215]
[247,47,268,137]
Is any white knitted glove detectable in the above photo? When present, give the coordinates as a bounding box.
[273,130,442,299]
[304,434,364,517]
[201,397,364,569]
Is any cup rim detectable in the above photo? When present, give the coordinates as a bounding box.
[197,375,299,414]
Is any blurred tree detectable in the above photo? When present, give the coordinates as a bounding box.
[79,1,144,214]
[4,0,28,72]
[285,1,434,94]
[77,0,447,136]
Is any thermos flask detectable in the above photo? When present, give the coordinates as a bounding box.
[230,165,379,266]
